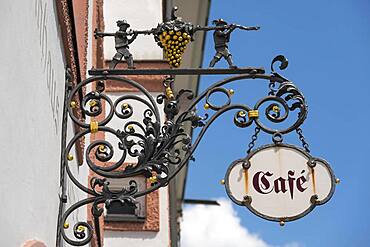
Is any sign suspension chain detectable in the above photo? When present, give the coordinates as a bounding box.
[296,127,310,153]
[246,127,261,154]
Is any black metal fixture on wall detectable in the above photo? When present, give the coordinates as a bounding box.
[57,7,336,247]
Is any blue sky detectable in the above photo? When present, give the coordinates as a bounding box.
[184,0,370,246]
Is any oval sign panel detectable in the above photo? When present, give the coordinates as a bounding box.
[224,144,336,223]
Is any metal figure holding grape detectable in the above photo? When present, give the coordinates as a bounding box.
[196,19,260,68]
[95,20,139,69]
[94,8,260,70]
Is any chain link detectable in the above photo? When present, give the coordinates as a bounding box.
[247,127,261,154]
[296,127,310,153]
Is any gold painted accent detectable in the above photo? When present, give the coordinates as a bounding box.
[90,120,99,133]
[204,103,210,110]
[165,87,174,99]
[244,169,249,194]
[279,220,285,226]
[127,125,135,132]
[335,178,340,184]
[229,89,234,95]
[63,222,69,229]
[98,145,106,152]
[70,101,77,108]
[149,176,157,184]
[89,100,97,107]
[77,225,85,232]
[272,105,280,112]
[121,103,129,109]
[238,111,246,117]
[67,154,74,161]
[248,110,259,119]
[311,167,317,195]
[220,179,225,185]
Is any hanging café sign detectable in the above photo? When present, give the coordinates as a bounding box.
[224,144,336,225]
[58,7,338,246]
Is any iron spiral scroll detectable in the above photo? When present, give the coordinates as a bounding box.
[60,55,308,246]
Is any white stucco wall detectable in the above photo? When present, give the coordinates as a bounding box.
[103,0,163,60]
[104,187,170,247]
[0,0,84,246]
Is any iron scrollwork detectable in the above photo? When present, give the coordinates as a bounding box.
[59,55,308,246]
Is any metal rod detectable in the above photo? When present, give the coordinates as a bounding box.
[56,68,72,247]
[88,67,265,76]
[94,215,102,247]
[183,199,220,206]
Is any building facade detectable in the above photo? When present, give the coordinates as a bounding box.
[0,0,210,246]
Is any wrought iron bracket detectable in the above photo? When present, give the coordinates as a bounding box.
[88,67,265,76]
[58,55,308,246]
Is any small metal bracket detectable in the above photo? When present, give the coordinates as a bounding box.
[272,132,283,144]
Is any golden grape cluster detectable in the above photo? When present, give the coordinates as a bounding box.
[159,30,191,68]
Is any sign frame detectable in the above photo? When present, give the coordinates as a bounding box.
[224,143,336,223]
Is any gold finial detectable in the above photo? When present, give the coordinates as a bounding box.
[90,120,99,133]
[63,222,69,229]
[229,89,234,95]
[67,154,74,161]
[121,103,129,110]
[272,105,280,113]
[220,179,225,185]
[335,178,340,184]
[204,103,210,110]
[70,101,77,108]
[248,110,259,119]
[279,220,285,226]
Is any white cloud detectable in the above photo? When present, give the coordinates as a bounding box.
[180,198,270,247]
[180,198,303,247]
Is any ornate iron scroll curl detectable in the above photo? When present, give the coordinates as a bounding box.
[60,55,308,246]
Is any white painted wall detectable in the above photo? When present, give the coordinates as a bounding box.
[104,187,170,247]
[0,0,85,246]
[103,0,163,60]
